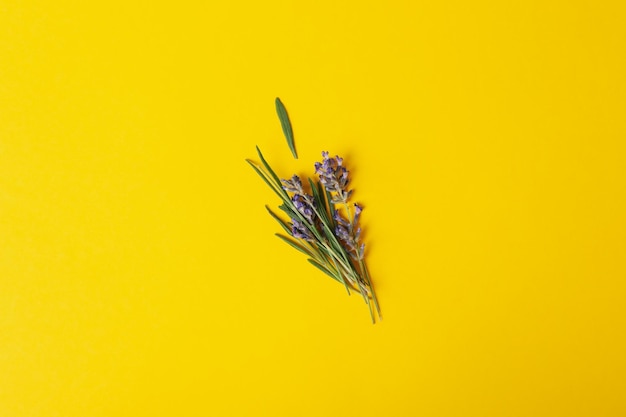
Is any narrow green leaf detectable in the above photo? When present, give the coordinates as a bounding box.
[308,178,329,224]
[308,178,321,207]
[324,255,352,295]
[307,259,342,283]
[247,157,293,207]
[306,177,350,262]
[265,205,291,234]
[277,203,297,220]
[325,187,337,228]
[275,98,297,159]
[256,146,287,193]
[317,181,333,222]
[246,159,280,195]
[276,234,316,258]
[317,181,327,207]
[256,146,291,205]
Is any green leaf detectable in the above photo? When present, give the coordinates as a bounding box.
[277,203,297,220]
[307,258,342,283]
[276,234,315,258]
[325,187,337,228]
[308,178,321,205]
[275,97,297,159]
[246,159,281,195]
[256,146,283,190]
[306,177,349,261]
[310,181,336,248]
[265,205,291,234]
[247,155,292,206]
[316,181,333,222]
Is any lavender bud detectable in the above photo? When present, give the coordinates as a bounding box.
[293,194,315,223]
[291,219,314,241]
[281,175,304,194]
[315,151,353,204]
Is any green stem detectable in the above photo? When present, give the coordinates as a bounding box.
[360,258,381,321]
[343,201,381,322]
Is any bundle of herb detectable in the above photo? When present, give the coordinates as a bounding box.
[246,99,381,323]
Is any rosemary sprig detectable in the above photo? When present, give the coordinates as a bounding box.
[247,100,381,323]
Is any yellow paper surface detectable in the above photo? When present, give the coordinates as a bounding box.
[1,1,625,416]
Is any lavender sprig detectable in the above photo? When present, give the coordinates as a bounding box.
[246,102,381,323]
[316,153,381,319]
[315,152,353,204]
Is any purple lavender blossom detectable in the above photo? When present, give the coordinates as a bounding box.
[291,218,314,241]
[354,203,362,223]
[333,204,365,260]
[292,194,315,223]
[281,174,319,239]
[282,174,317,223]
[332,210,347,225]
[335,222,355,251]
[315,151,353,204]
[281,175,304,194]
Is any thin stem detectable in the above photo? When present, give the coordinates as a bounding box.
[298,195,364,292]
[342,201,381,322]
[360,258,381,321]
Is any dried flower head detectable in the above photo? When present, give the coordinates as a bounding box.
[290,218,314,241]
[281,175,304,194]
[292,193,315,223]
[315,151,353,204]
[334,204,365,260]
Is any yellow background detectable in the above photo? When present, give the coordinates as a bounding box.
[1,1,625,416]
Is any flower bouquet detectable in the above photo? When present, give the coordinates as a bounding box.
[246,99,381,322]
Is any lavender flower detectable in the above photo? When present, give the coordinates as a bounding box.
[292,194,315,223]
[315,151,353,204]
[281,175,304,194]
[334,204,365,260]
[354,203,362,224]
[290,218,314,241]
[281,175,317,223]
[334,220,353,250]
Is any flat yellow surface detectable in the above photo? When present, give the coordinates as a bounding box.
[1,1,625,416]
